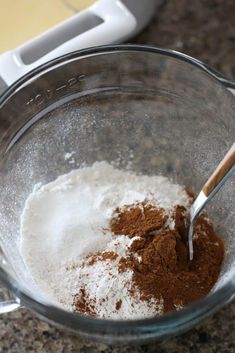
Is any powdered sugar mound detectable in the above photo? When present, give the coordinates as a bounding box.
[20,161,189,318]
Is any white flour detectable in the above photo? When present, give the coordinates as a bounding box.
[20,161,189,319]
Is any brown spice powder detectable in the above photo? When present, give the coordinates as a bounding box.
[86,251,118,266]
[115,299,122,311]
[73,288,97,316]
[111,202,167,237]
[112,202,224,313]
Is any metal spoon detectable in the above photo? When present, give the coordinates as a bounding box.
[188,143,235,260]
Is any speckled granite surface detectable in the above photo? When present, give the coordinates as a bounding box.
[1,304,235,353]
[0,0,235,352]
[133,0,235,80]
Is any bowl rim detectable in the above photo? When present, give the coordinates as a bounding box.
[0,44,234,336]
[0,44,235,107]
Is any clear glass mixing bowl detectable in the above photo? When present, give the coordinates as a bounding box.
[0,45,234,344]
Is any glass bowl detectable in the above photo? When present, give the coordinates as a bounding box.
[0,45,234,344]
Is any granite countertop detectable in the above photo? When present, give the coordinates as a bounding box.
[0,1,235,352]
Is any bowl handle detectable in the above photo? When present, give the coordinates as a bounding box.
[0,287,21,314]
[0,0,136,86]
[0,252,21,313]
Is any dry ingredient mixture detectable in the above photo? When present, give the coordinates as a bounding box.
[20,162,224,319]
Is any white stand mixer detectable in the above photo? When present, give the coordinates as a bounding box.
[0,0,160,86]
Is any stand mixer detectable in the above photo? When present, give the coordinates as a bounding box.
[0,0,160,86]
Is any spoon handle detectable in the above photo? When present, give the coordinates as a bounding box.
[202,143,235,197]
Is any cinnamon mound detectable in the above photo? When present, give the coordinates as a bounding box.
[111,202,167,237]
[112,202,224,313]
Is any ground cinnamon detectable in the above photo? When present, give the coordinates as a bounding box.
[74,288,96,316]
[111,202,167,237]
[111,202,224,313]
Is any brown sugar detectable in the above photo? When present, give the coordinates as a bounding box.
[112,202,224,313]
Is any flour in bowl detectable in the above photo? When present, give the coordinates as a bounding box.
[20,161,196,319]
